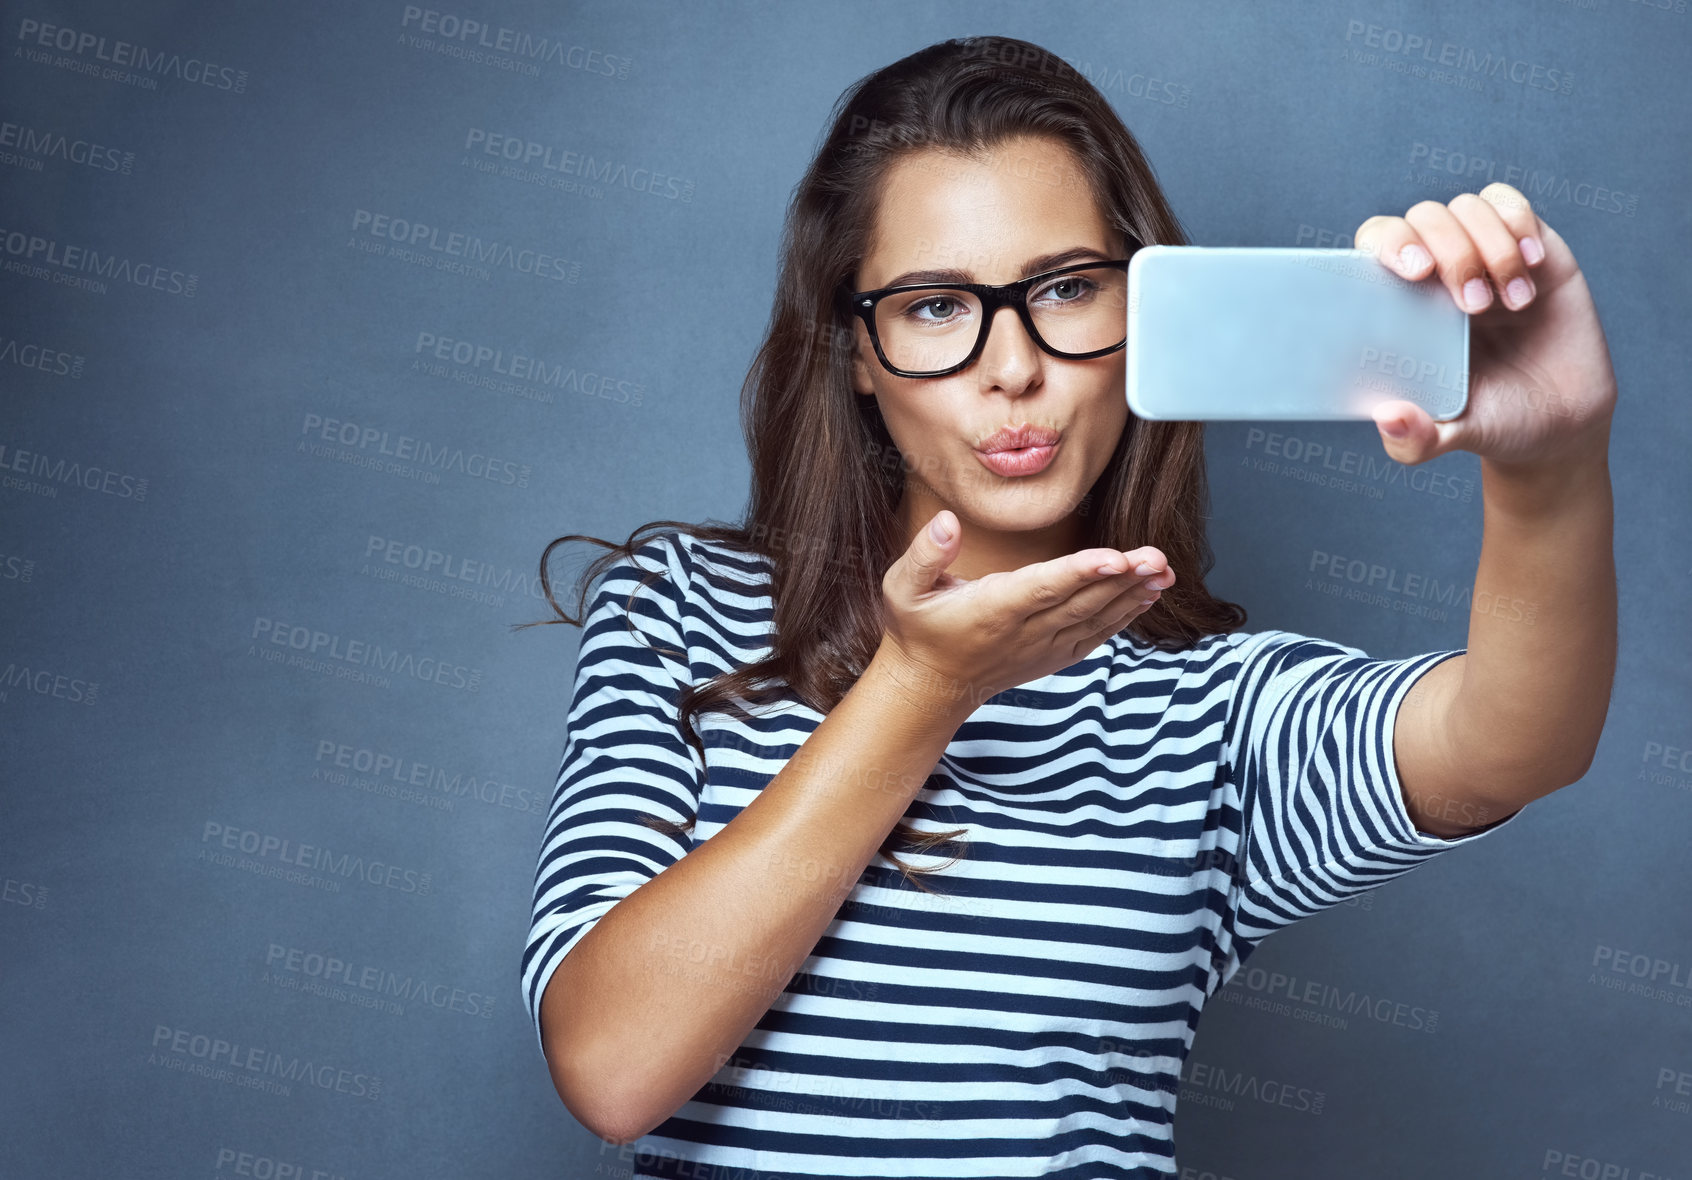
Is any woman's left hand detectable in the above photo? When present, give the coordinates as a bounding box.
[1354,183,1617,468]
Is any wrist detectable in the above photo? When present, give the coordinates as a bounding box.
[862,640,980,729]
[1480,432,1612,523]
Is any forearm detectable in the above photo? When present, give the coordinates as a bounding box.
[541,641,973,1144]
[1451,426,1617,804]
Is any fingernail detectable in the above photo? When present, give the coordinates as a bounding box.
[1505,276,1534,308]
[1463,278,1491,312]
[1399,244,1431,274]
[929,516,952,543]
[1096,562,1122,577]
[1520,236,1543,264]
[1133,561,1158,576]
[1381,417,1408,438]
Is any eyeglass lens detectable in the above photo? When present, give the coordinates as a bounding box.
[874,265,1127,374]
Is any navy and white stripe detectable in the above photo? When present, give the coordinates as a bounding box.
[523,532,1519,1178]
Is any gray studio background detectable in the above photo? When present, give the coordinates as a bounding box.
[2,1,1688,1177]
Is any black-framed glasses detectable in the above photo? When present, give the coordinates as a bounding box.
[840,249,1139,379]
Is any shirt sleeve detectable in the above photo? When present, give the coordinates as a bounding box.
[1217,628,1523,971]
[520,532,705,1058]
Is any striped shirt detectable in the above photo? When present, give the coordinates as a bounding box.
[522,531,1521,1178]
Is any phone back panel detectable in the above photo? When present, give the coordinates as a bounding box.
[1126,246,1469,421]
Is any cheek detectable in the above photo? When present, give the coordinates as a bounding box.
[889,410,989,495]
[1077,400,1129,472]
[871,402,941,474]
[880,389,963,449]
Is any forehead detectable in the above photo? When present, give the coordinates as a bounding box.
[861,136,1114,286]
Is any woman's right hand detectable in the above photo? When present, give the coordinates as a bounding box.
[876,509,1176,715]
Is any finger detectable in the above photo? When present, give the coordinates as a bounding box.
[1024,557,1160,632]
[1354,214,1435,282]
[1403,200,1493,314]
[890,510,961,596]
[1055,580,1161,655]
[1446,191,1535,311]
[1476,182,1547,269]
[1010,547,1141,621]
[1126,545,1174,586]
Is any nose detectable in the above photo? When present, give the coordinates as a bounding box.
[975,303,1041,393]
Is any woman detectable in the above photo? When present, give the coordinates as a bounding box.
[520,35,1616,1178]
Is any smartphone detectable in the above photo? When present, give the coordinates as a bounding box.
[1125,246,1468,421]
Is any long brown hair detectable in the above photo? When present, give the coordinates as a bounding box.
[518,35,1247,888]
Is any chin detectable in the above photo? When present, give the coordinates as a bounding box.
[966,486,1085,531]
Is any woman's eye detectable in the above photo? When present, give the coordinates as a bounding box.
[909,296,961,320]
[1036,277,1093,304]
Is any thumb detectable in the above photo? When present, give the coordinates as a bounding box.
[1372,399,1458,465]
[900,510,960,593]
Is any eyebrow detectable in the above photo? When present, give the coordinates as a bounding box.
[876,246,1111,290]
